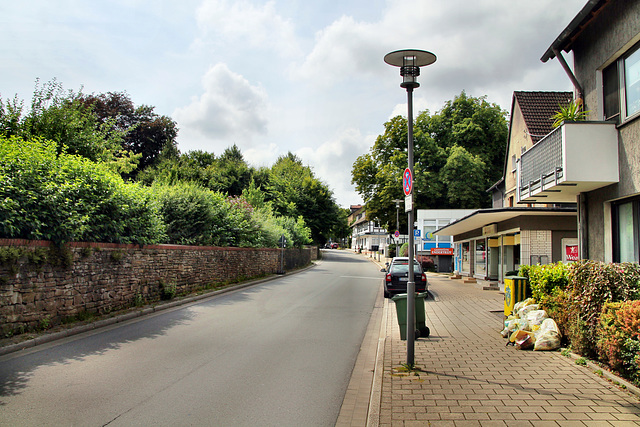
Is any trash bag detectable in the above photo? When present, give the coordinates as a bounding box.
[517,304,540,319]
[534,331,561,351]
[510,329,534,344]
[537,318,560,337]
[513,298,536,314]
[525,309,548,326]
[514,331,535,350]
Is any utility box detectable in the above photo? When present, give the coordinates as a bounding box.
[504,276,529,316]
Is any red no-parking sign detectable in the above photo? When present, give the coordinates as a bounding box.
[403,168,412,196]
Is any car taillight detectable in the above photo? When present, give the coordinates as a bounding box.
[421,273,426,281]
[386,273,391,282]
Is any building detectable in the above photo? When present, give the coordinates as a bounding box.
[415,209,476,273]
[348,205,390,252]
[534,0,640,263]
[435,92,579,285]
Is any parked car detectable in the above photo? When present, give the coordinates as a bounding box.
[331,243,339,249]
[381,257,428,298]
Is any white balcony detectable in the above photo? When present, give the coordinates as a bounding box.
[517,122,618,203]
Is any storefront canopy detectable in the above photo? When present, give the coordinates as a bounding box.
[433,207,577,237]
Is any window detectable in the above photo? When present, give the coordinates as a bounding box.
[613,198,640,262]
[625,47,640,118]
[603,42,640,122]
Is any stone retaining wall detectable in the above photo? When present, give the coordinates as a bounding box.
[0,239,314,336]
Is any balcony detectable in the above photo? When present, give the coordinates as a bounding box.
[518,122,618,203]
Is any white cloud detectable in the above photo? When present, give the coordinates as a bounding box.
[296,127,373,208]
[173,63,269,146]
[194,0,301,58]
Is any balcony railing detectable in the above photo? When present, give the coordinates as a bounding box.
[518,122,618,203]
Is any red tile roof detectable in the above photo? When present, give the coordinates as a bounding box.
[514,91,573,143]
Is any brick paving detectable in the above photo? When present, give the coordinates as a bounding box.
[376,274,640,426]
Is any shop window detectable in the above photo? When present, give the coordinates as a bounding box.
[474,239,486,276]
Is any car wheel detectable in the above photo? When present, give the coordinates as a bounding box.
[384,289,390,298]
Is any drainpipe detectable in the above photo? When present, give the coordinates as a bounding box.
[578,193,589,260]
[552,47,584,102]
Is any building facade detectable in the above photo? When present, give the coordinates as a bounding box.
[435,92,579,285]
[536,0,640,263]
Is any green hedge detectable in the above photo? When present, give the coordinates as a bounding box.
[524,260,640,385]
[0,136,165,245]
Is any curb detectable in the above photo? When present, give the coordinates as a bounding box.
[0,263,316,357]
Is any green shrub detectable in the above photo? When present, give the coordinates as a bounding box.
[528,262,570,305]
[596,300,640,385]
[567,261,640,358]
[0,135,165,245]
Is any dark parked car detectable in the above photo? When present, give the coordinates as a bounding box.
[382,257,428,298]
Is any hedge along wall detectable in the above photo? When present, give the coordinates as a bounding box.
[0,239,315,336]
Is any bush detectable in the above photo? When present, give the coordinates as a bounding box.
[0,136,165,245]
[566,261,640,358]
[596,301,640,385]
[528,262,570,306]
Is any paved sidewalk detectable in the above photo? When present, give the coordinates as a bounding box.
[375,274,640,426]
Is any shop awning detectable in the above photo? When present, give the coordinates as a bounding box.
[433,207,576,237]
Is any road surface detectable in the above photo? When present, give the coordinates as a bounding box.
[0,250,381,426]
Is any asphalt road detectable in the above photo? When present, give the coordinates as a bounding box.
[0,250,381,426]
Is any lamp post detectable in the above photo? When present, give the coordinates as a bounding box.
[385,49,436,366]
[392,198,402,248]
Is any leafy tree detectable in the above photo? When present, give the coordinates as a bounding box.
[207,144,252,196]
[0,79,139,174]
[440,145,487,208]
[265,153,341,244]
[80,91,178,176]
[351,91,507,230]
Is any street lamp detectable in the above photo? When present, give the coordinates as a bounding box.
[392,198,402,248]
[385,49,436,366]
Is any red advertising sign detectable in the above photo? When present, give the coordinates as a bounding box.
[565,245,579,261]
[430,248,454,255]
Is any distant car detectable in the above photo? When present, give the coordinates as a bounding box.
[382,257,428,298]
[331,243,339,249]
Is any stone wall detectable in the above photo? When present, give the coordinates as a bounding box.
[0,239,313,336]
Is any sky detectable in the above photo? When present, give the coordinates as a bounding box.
[1,0,588,208]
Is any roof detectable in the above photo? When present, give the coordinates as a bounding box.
[541,0,610,62]
[433,207,577,237]
[513,91,573,143]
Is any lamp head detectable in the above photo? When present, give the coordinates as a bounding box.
[384,49,436,89]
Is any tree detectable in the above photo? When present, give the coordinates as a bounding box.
[351,91,508,229]
[80,91,178,176]
[440,145,487,208]
[265,153,342,244]
[0,79,139,174]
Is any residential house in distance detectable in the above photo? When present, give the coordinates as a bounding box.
[434,92,578,286]
[535,0,640,263]
[348,205,390,253]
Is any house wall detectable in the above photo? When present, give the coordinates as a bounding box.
[504,101,534,203]
[569,0,640,261]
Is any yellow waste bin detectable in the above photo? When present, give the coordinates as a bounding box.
[504,276,529,316]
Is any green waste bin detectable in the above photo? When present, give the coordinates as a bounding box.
[391,292,430,340]
[504,276,529,316]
